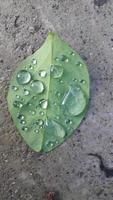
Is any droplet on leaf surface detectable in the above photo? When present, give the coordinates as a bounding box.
[31,80,44,94]
[7,32,90,152]
[16,70,31,85]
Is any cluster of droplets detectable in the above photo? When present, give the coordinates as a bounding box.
[11,50,87,151]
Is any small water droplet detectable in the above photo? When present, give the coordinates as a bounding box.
[36,119,44,126]
[77,61,83,67]
[33,96,37,100]
[28,103,32,107]
[39,70,47,78]
[24,89,30,96]
[31,80,44,94]
[77,87,80,91]
[17,114,25,120]
[40,99,48,109]
[32,59,37,65]
[65,119,72,125]
[59,79,63,83]
[51,65,63,78]
[13,101,23,108]
[20,120,26,125]
[46,141,54,147]
[12,86,18,91]
[32,111,36,115]
[56,92,61,97]
[73,78,78,82]
[53,102,57,106]
[22,126,28,131]
[56,116,60,120]
[16,95,20,99]
[16,70,31,85]
[58,55,68,62]
[70,51,75,56]
[29,65,33,70]
[40,111,44,116]
[35,129,39,133]
[80,80,86,84]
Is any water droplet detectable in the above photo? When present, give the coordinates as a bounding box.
[16,70,31,85]
[39,99,48,109]
[65,119,72,125]
[51,65,63,78]
[35,129,39,133]
[77,61,83,67]
[32,59,37,65]
[20,120,26,125]
[12,86,18,91]
[59,79,63,83]
[73,78,78,82]
[39,70,47,78]
[22,126,28,131]
[24,89,30,96]
[58,55,68,62]
[17,114,25,120]
[13,101,23,108]
[31,80,44,94]
[28,103,32,107]
[36,119,44,126]
[53,102,57,106]
[56,116,60,120]
[56,92,61,97]
[32,111,36,115]
[70,51,75,56]
[40,111,44,116]
[46,120,65,139]
[16,95,20,99]
[46,141,54,147]
[80,80,86,84]
[62,86,86,116]
[33,96,37,100]
[29,65,33,70]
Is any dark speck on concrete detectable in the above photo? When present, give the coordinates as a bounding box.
[94,0,108,6]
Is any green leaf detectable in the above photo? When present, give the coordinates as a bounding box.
[7,32,90,152]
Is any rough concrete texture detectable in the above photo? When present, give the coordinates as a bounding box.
[0,0,113,199]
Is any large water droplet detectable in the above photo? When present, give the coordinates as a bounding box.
[56,92,61,97]
[62,86,86,116]
[39,99,48,109]
[50,65,63,78]
[31,80,44,94]
[16,70,31,85]
[13,101,23,108]
[46,120,65,139]
[12,86,18,91]
[39,70,47,78]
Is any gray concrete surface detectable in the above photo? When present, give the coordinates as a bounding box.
[0,0,113,199]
